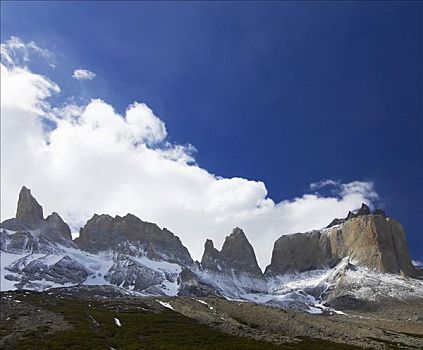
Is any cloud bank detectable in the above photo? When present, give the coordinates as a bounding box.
[72,69,96,81]
[0,38,379,267]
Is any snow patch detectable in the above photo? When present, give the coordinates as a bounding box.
[307,306,323,314]
[114,318,122,327]
[156,300,174,310]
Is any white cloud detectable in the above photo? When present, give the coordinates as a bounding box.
[72,69,96,81]
[309,179,339,190]
[0,37,380,268]
[1,36,55,68]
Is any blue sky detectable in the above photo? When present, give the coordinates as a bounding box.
[1,2,422,264]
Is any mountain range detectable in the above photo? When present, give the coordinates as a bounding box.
[1,186,422,314]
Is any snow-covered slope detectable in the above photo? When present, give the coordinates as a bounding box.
[265,257,423,313]
[0,229,183,296]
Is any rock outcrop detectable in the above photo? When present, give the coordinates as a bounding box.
[75,213,193,266]
[266,206,417,277]
[5,254,91,287]
[105,258,166,292]
[1,186,73,246]
[0,231,63,255]
[177,267,221,297]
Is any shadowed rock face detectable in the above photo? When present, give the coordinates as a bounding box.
[326,203,384,228]
[45,212,72,241]
[266,209,417,277]
[201,227,263,277]
[74,213,193,266]
[201,239,222,272]
[15,186,44,228]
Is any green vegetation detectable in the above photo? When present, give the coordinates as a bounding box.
[4,293,362,350]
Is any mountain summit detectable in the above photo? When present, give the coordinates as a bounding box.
[200,227,267,294]
[202,227,262,277]
[75,213,192,266]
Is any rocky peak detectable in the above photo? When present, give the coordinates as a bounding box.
[221,228,258,266]
[221,227,247,248]
[201,228,263,277]
[15,186,44,227]
[203,239,219,258]
[356,203,371,216]
[327,203,383,228]
[1,187,74,246]
[45,212,72,241]
[201,239,221,272]
[204,238,215,251]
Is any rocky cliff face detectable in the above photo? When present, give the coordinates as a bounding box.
[266,205,417,277]
[74,213,192,266]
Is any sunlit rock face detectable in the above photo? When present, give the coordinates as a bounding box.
[266,206,417,277]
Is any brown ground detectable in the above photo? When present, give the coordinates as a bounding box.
[165,297,423,349]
